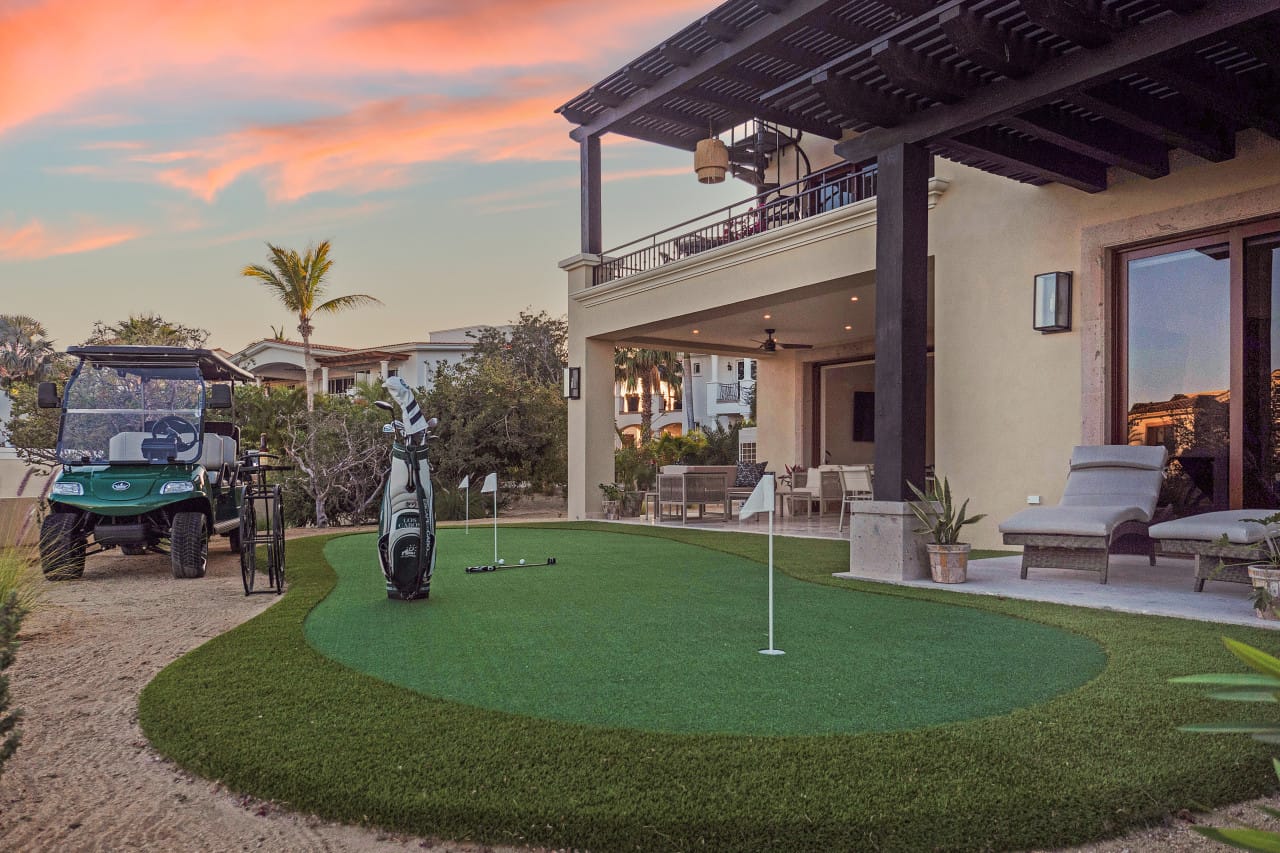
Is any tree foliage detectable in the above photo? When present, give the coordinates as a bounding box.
[241,240,381,412]
[423,313,568,494]
[281,398,391,528]
[614,348,682,443]
[0,315,57,391]
[84,313,209,348]
[4,359,74,469]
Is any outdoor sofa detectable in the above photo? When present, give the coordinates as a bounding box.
[999,445,1167,584]
[1149,510,1279,591]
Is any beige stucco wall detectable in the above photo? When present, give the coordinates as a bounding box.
[566,130,1280,544]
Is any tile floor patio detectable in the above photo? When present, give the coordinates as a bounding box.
[611,509,1274,629]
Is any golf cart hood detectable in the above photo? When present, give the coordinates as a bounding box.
[50,464,206,516]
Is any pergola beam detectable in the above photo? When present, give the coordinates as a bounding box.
[683,89,844,138]
[1000,105,1170,178]
[872,39,970,104]
[811,70,908,126]
[1139,59,1280,139]
[1020,0,1115,49]
[1068,81,1234,162]
[939,127,1109,192]
[938,6,1039,79]
[568,0,840,142]
[833,1,1278,166]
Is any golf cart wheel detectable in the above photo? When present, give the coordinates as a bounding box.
[268,485,286,594]
[39,514,86,581]
[239,503,257,595]
[170,512,208,579]
[121,544,147,556]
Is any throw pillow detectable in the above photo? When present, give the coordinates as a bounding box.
[735,460,768,488]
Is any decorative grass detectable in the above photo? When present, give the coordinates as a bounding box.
[308,530,1104,735]
[140,523,1280,852]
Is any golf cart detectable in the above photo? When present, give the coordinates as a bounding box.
[37,345,259,581]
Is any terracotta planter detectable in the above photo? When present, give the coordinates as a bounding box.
[1248,564,1280,619]
[926,543,970,584]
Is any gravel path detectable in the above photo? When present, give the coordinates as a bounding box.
[0,514,1273,852]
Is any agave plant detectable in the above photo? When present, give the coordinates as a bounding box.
[906,476,986,546]
[1173,638,1280,850]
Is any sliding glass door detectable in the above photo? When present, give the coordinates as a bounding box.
[1117,220,1280,514]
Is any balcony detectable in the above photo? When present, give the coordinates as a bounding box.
[712,382,742,405]
[595,163,878,286]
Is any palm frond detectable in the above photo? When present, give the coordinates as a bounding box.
[315,294,381,314]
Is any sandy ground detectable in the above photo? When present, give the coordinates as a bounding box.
[0,498,1276,852]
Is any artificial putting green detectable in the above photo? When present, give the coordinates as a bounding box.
[139,524,1280,852]
[307,529,1104,735]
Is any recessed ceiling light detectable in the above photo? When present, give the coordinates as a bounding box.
[850,296,859,302]
[692,329,700,334]
[763,313,771,319]
[844,325,853,331]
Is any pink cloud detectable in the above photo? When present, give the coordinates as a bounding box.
[0,219,143,261]
[145,90,576,202]
[0,0,710,137]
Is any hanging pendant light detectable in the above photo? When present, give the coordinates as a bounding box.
[694,136,729,184]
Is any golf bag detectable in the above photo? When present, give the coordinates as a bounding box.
[377,377,437,601]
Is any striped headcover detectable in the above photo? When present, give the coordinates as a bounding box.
[383,375,427,437]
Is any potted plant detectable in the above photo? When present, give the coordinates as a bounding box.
[1214,512,1280,619]
[599,483,623,520]
[907,477,986,584]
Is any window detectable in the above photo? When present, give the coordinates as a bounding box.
[623,395,640,413]
[387,368,399,378]
[750,361,757,380]
[1115,219,1280,511]
[328,377,354,395]
[739,442,757,464]
[737,361,745,380]
[693,362,701,375]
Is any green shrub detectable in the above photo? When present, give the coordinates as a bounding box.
[433,485,487,522]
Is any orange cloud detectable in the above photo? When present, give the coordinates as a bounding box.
[145,90,576,202]
[0,0,710,137]
[0,219,143,261]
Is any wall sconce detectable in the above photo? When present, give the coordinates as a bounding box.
[562,367,581,399]
[1033,271,1072,333]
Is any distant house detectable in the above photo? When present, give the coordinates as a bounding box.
[230,327,491,395]
[615,353,755,444]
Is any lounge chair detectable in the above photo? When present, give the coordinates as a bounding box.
[1149,510,1279,591]
[999,445,1167,584]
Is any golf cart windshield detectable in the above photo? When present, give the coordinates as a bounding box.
[57,363,205,465]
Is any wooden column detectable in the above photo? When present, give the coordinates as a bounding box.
[873,142,930,502]
[580,135,602,255]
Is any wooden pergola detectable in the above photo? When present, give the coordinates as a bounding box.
[558,0,1280,501]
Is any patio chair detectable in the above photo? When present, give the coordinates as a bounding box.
[837,466,874,533]
[1148,510,1280,591]
[999,445,1167,584]
[785,467,843,519]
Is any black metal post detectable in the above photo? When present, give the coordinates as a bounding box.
[581,134,602,255]
[873,142,930,502]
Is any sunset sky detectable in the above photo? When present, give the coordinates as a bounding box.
[0,0,744,351]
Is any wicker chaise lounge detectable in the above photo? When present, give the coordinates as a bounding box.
[999,445,1168,584]
[1148,511,1280,591]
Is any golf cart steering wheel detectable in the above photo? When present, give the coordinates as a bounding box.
[151,416,199,452]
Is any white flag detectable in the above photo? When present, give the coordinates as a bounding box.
[737,474,775,521]
[458,474,469,490]
[480,473,498,494]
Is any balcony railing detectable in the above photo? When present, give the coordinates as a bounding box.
[595,163,878,286]
[713,382,742,404]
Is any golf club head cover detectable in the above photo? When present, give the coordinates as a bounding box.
[383,375,428,437]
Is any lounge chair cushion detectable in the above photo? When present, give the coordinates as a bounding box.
[1000,505,1149,538]
[1149,510,1280,545]
[1069,445,1166,471]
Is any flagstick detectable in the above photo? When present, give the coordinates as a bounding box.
[492,487,499,565]
[759,484,784,656]
[464,482,469,534]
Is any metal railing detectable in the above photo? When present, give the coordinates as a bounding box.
[713,382,742,404]
[594,163,878,286]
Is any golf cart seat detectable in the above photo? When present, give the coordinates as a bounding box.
[108,431,150,462]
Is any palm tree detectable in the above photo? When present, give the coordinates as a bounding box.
[241,240,381,411]
[0,314,57,391]
[614,348,683,443]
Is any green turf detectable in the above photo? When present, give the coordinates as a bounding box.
[140,524,1280,852]
[306,529,1104,735]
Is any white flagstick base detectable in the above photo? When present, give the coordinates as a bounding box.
[759,648,785,655]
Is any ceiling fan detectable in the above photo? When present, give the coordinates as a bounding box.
[754,328,813,352]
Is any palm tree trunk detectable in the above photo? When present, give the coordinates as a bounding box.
[300,317,315,412]
[640,374,653,443]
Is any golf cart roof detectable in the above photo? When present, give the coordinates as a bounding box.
[65,346,255,382]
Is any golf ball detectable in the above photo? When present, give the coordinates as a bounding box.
[518,559,526,565]
[497,559,505,565]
